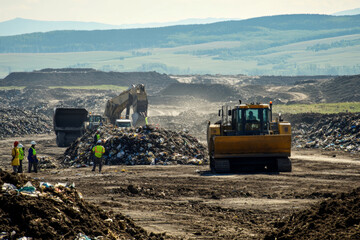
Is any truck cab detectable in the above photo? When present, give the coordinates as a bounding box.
[87,114,105,130]
[115,119,132,128]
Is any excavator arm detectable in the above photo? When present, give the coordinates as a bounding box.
[104,84,148,127]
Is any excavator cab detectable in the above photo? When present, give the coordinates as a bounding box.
[104,84,148,127]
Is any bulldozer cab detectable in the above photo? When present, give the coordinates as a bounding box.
[220,104,271,136]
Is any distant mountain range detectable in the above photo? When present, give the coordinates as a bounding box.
[0,7,359,37]
[0,14,359,53]
[0,17,238,36]
[333,8,360,16]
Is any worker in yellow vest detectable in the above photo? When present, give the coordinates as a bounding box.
[18,143,25,173]
[92,140,105,172]
[11,141,20,173]
[93,130,101,144]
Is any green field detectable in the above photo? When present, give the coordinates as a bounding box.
[0,34,359,78]
[0,86,25,90]
[273,102,360,114]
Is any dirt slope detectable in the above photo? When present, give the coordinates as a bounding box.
[265,187,360,240]
[0,69,177,93]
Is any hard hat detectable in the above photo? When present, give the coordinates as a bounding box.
[14,141,19,147]
[18,144,23,148]
[97,140,102,144]
[31,141,37,145]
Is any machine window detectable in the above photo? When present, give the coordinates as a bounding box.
[246,109,259,121]
[236,109,243,132]
[263,109,269,130]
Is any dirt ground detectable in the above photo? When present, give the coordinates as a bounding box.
[1,134,360,239]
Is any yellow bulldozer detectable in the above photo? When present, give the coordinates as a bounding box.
[207,101,292,173]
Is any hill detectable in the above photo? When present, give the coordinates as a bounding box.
[0,17,237,37]
[333,8,360,16]
[0,14,359,76]
[0,18,121,37]
[0,68,177,93]
[0,14,359,53]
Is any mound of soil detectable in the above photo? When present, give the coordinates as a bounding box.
[321,75,360,102]
[0,69,177,94]
[265,187,360,240]
[0,169,164,239]
[62,125,207,167]
[160,82,241,102]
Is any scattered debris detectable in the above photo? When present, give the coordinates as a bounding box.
[0,168,165,239]
[62,125,207,167]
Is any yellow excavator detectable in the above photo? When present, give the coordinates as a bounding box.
[207,101,292,173]
[104,84,148,127]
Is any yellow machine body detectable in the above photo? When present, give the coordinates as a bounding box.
[207,103,292,172]
[213,135,291,158]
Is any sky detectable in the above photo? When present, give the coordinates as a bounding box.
[0,0,359,24]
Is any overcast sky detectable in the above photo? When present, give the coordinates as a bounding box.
[0,0,359,24]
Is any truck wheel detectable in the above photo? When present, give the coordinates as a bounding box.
[56,132,66,147]
[277,158,292,172]
[210,156,215,173]
[214,159,230,173]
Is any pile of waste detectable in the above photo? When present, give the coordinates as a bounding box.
[265,187,360,240]
[0,169,164,239]
[38,156,57,169]
[0,107,52,139]
[0,88,116,117]
[291,112,360,153]
[62,125,207,167]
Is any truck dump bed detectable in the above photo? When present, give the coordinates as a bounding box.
[53,108,88,147]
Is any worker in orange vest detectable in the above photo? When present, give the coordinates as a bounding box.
[92,140,105,172]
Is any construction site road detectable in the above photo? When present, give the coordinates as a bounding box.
[1,135,360,239]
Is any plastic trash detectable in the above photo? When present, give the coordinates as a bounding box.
[2,183,17,192]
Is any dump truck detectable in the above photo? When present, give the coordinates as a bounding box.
[104,84,148,127]
[53,107,88,147]
[207,101,292,173]
[87,113,105,130]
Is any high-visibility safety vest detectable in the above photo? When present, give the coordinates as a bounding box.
[96,134,100,141]
[93,145,105,158]
[31,147,36,156]
[19,148,24,160]
[145,117,148,125]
